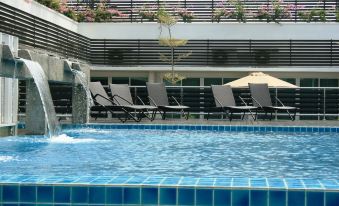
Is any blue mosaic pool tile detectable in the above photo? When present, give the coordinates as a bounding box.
[161,177,181,186]
[232,190,249,206]
[269,190,286,206]
[288,191,305,206]
[224,125,230,131]
[54,186,70,203]
[123,187,140,205]
[325,192,339,206]
[267,178,286,189]
[320,180,339,190]
[196,188,213,206]
[125,176,148,185]
[303,179,323,189]
[108,176,131,184]
[90,176,115,184]
[251,190,268,206]
[89,186,105,204]
[160,188,176,205]
[106,187,123,204]
[53,177,78,184]
[214,189,231,206]
[286,178,305,189]
[71,186,88,203]
[232,178,249,187]
[142,177,164,185]
[178,188,195,205]
[72,176,98,184]
[37,186,53,203]
[2,185,19,202]
[41,176,62,184]
[141,187,158,205]
[250,178,268,188]
[179,177,199,186]
[197,178,215,186]
[214,178,232,187]
[306,191,324,206]
[20,186,36,202]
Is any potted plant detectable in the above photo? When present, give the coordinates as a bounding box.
[176,8,195,23]
[137,5,158,22]
[213,0,247,23]
[255,0,294,23]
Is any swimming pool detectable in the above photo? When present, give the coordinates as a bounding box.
[0,124,338,206]
[1,125,339,178]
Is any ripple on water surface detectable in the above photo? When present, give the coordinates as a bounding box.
[0,128,338,178]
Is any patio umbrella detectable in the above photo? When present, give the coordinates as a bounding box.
[225,72,298,88]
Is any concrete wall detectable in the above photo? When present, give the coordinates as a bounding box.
[0,33,19,133]
[0,0,78,33]
[79,22,339,40]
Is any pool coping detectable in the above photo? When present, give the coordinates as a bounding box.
[0,176,338,191]
[59,123,339,133]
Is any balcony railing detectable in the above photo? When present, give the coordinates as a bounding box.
[18,85,339,120]
[67,0,339,23]
[91,39,339,67]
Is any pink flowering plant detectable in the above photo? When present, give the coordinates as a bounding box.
[176,8,194,23]
[213,0,246,23]
[137,4,158,21]
[297,1,327,23]
[255,0,294,23]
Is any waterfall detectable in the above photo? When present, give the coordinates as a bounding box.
[71,69,93,123]
[20,59,60,137]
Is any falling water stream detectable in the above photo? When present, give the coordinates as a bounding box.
[20,59,60,137]
[71,69,93,123]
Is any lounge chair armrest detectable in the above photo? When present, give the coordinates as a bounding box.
[251,97,263,108]
[93,93,116,105]
[239,96,249,106]
[171,96,181,106]
[112,94,133,106]
[136,96,147,106]
[274,96,286,107]
[148,96,158,107]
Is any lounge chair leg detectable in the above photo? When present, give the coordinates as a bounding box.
[185,111,189,120]
[229,111,233,122]
[241,111,246,120]
[161,111,166,120]
[270,111,273,121]
[206,112,210,120]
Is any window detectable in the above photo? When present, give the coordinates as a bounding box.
[320,79,338,87]
[223,78,237,84]
[204,78,222,86]
[131,77,148,86]
[281,78,296,85]
[300,78,318,87]
[91,77,108,85]
[112,77,129,85]
[182,78,200,86]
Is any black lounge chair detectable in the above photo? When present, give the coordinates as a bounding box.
[109,84,157,121]
[146,82,190,120]
[208,85,257,121]
[249,83,297,120]
[89,82,143,123]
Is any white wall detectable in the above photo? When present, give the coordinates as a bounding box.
[79,22,339,40]
[0,33,19,125]
[0,0,78,33]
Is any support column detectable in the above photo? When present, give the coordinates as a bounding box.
[148,71,156,83]
[25,80,46,135]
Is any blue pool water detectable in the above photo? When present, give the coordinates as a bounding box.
[0,127,339,179]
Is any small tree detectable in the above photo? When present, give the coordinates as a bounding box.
[157,8,192,84]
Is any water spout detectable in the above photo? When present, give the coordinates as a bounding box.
[20,59,60,137]
[71,69,93,123]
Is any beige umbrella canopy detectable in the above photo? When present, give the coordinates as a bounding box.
[225,72,298,88]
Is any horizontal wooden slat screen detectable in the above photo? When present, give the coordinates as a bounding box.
[0,2,90,61]
[90,39,339,66]
[67,0,338,23]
